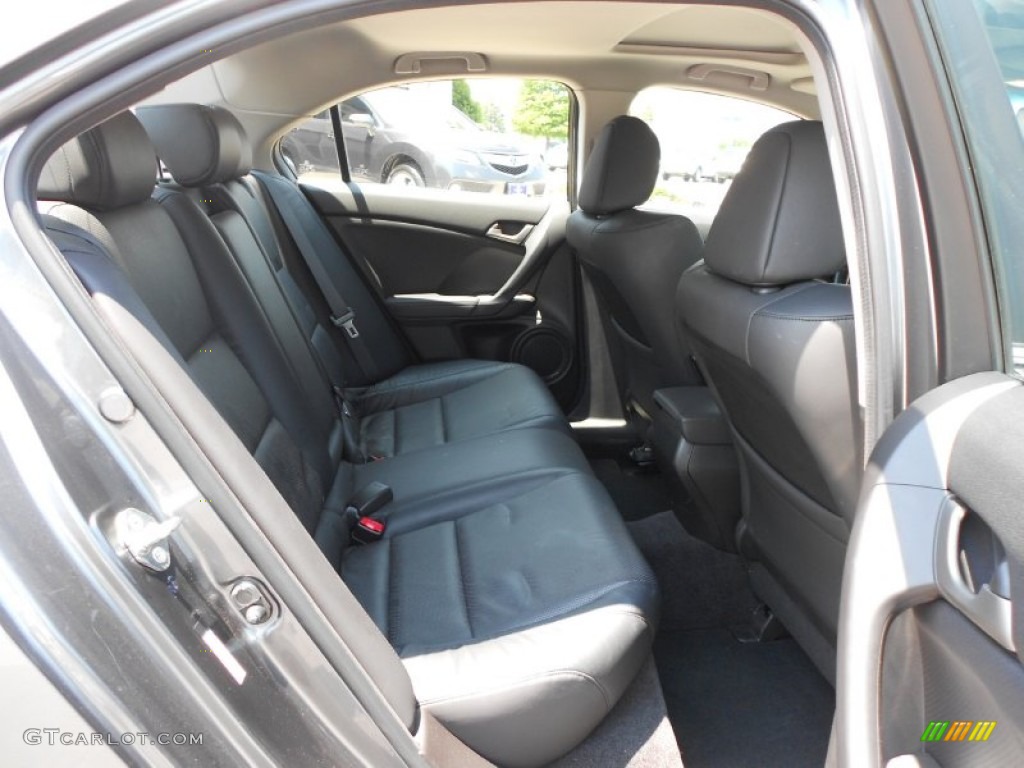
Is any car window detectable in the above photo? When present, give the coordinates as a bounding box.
[628,88,795,231]
[925,0,1024,373]
[282,78,572,200]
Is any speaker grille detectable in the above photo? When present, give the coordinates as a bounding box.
[510,327,572,383]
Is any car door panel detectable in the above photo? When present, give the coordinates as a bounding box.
[328,219,523,296]
[837,372,1024,767]
[304,183,550,233]
[879,601,1024,767]
[302,183,584,411]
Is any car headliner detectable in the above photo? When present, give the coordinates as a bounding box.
[139,1,818,165]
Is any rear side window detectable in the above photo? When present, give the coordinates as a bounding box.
[280,79,573,201]
[628,88,794,231]
[925,0,1024,373]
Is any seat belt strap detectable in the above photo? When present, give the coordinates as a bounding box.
[253,171,379,381]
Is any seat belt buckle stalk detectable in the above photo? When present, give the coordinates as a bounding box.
[346,481,393,545]
[332,309,360,339]
[333,386,354,418]
[352,515,385,544]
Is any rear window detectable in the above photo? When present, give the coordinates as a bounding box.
[281,79,573,202]
[628,88,795,232]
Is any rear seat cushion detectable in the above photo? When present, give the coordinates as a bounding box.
[342,471,658,768]
[353,359,570,458]
[316,427,593,563]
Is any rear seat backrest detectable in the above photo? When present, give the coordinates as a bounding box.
[38,113,335,534]
[37,114,424,733]
[136,104,575,464]
[137,104,413,387]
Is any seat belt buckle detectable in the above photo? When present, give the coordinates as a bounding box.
[352,515,385,545]
[332,309,360,339]
[345,481,393,545]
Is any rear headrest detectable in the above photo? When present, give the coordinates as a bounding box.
[38,112,157,210]
[136,104,252,187]
[703,121,845,287]
[578,115,660,215]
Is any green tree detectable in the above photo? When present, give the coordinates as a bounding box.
[512,80,569,144]
[481,102,506,133]
[451,79,483,123]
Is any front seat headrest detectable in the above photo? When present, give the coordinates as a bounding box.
[578,115,660,216]
[703,120,845,287]
[136,103,253,187]
[38,112,157,210]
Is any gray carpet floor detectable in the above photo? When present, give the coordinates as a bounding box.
[656,630,834,767]
[589,458,673,522]
[627,511,835,768]
[626,510,760,634]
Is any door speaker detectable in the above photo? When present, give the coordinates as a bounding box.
[510,326,573,384]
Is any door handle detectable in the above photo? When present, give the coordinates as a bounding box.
[486,221,533,245]
[935,498,1015,652]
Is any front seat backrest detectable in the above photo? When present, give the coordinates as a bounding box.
[676,120,860,681]
[567,115,703,419]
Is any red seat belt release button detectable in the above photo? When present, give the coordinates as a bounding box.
[353,515,385,545]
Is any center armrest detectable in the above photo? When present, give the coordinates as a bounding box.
[653,387,732,445]
[385,293,535,320]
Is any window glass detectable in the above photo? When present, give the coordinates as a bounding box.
[281,79,572,200]
[925,0,1024,372]
[628,88,795,230]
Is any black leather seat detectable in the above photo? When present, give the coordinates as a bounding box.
[567,115,704,418]
[137,103,569,463]
[38,112,658,767]
[676,120,860,681]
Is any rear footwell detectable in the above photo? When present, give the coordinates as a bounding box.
[627,511,834,767]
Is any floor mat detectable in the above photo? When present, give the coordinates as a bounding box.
[590,458,673,521]
[655,630,834,768]
[627,511,760,633]
[628,512,834,767]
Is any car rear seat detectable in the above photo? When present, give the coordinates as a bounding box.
[135,104,567,463]
[38,111,658,768]
[121,108,604,546]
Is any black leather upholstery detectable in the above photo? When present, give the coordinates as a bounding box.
[37,113,157,210]
[139,103,570,460]
[343,470,656,768]
[677,120,859,681]
[39,111,659,767]
[567,115,704,417]
[577,115,660,215]
[702,120,846,286]
[137,104,252,185]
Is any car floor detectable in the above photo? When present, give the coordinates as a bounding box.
[590,456,835,768]
[588,457,674,521]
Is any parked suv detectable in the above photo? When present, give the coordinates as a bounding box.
[282,88,547,196]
